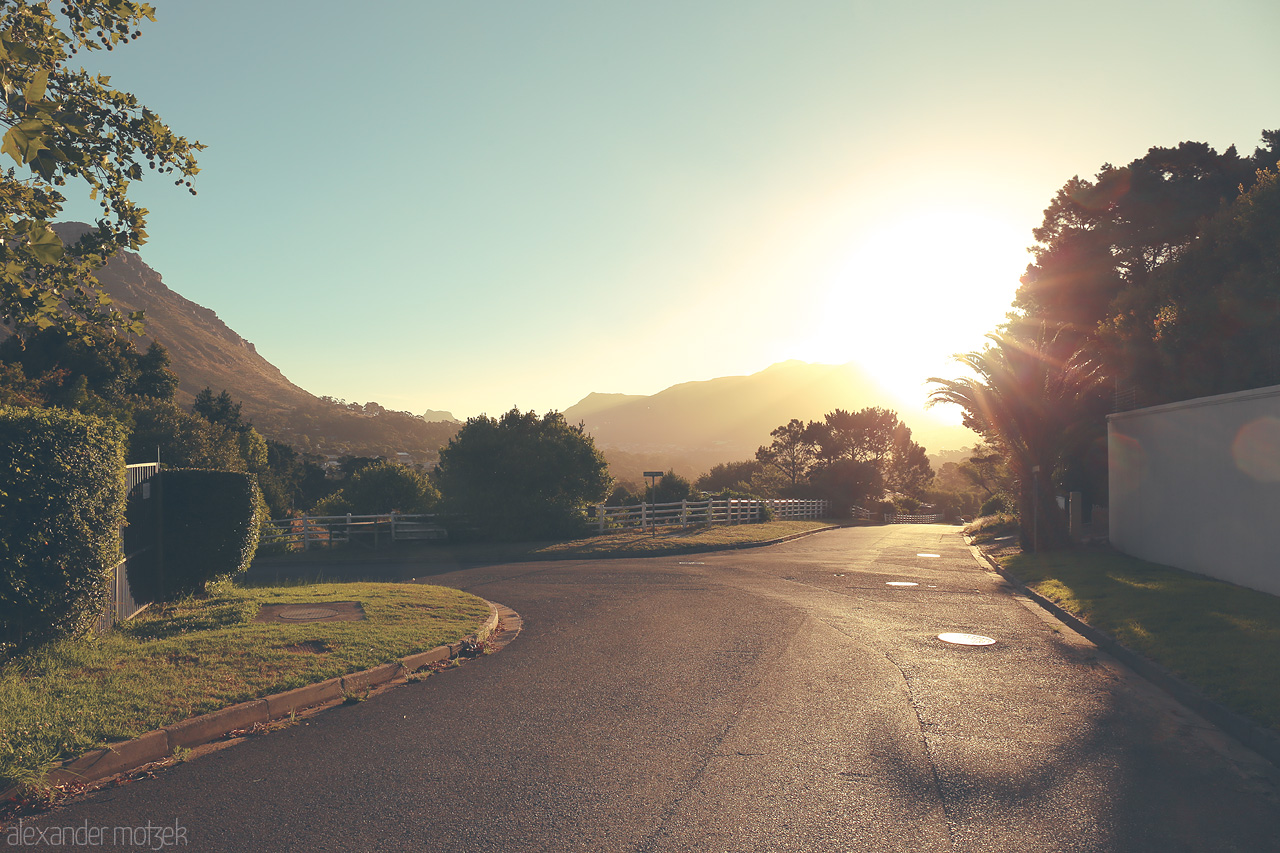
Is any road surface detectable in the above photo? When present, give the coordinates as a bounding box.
[17,525,1280,851]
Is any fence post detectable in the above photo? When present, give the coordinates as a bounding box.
[391,511,398,542]
[598,504,606,533]
[681,499,688,528]
[303,514,312,551]
[641,501,648,531]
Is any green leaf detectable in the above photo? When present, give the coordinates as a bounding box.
[27,225,64,264]
[1,119,49,165]
[24,68,49,104]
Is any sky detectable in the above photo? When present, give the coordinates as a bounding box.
[59,0,1280,427]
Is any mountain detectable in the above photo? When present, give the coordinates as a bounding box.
[3,225,462,461]
[564,360,977,477]
[45,222,313,416]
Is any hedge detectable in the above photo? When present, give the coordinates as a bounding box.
[0,406,127,651]
[126,469,264,600]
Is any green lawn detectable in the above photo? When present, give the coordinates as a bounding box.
[1000,548,1280,733]
[253,519,838,568]
[0,582,490,790]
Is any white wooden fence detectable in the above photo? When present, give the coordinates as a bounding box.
[262,512,447,551]
[595,497,828,532]
[885,512,946,524]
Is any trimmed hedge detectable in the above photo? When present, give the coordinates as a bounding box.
[0,406,127,651]
[127,469,264,600]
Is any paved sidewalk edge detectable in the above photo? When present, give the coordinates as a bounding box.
[968,543,1280,768]
[10,600,507,799]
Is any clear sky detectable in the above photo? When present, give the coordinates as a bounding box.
[60,0,1280,425]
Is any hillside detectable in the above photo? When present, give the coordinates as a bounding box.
[6,225,461,461]
[565,360,977,478]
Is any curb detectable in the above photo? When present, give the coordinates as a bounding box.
[12,600,505,800]
[968,543,1280,768]
[540,523,846,561]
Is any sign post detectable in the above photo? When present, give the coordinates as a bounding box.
[643,471,664,536]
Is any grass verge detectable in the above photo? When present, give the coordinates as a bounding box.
[531,520,835,557]
[252,519,838,569]
[0,582,489,790]
[999,548,1280,734]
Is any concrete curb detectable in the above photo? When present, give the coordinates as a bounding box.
[545,523,846,561]
[968,543,1280,768]
[16,600,506,799]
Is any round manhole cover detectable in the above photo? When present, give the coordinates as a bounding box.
[277,606,340,621]
[938,632,996,646]
[887,581,919,586]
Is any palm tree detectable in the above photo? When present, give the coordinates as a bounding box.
[928,325,1107,551]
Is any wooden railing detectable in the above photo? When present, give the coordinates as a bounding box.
[595,497,828,532]
[262,512,447,551]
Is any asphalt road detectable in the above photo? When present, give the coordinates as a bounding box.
[17,525,1280,852]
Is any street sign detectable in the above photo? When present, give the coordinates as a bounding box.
[643,471,664,477]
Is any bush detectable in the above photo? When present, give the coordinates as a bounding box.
[0,407,127,651]
[310,462,438,516]
[435,408,610,541]
[127,470,264,600]
[980,493,1013,516]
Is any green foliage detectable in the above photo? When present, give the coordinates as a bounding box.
[756,407,931,508]
[651,469,694,503]
[979,493,1013,517]
[0,0,202,336]
[125,469,263,601]
[0,405,126,651]
[1103,166,1280,402]
[695,459,764,494]
[0,326,177,413]
[928,327,1108,551]
[310,461,438,516]
[256,439,329,518]
[126,397,246,469]
[435,408,611,541]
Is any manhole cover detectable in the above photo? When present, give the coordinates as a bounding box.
[277,606,340,621]
[917,553,940,558]
[887,581,919,586]
[938,632,996,646]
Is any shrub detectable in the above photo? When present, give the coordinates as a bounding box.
[309,462,438,516]
[0,407,127,651]
[980,493,1013,516]
[435,408,610,541]
[127,469,264,600]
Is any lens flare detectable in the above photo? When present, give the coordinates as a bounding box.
[1231,417,1280,481]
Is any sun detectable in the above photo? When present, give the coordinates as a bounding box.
[796,204,1029,408]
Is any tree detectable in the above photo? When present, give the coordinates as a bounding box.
[1,0,202,336]
[755,419,814,486]
[928,326,1108,551]
[1102,165,1280,403]
[192,387,245,432]
[434,408,611,541]
[311,461,438,517]
[695,459,764,494]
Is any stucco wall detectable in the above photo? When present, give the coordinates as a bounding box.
[1108,384,1280,597]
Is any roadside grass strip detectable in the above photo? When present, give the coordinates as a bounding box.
[0,583,490,790]
[1000,549,1280,734]
[255,520,836,568]
[532,520,833,557]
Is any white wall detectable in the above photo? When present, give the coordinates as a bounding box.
[1109,384,1280,597]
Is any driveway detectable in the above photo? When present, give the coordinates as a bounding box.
[21,525,1280,851]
